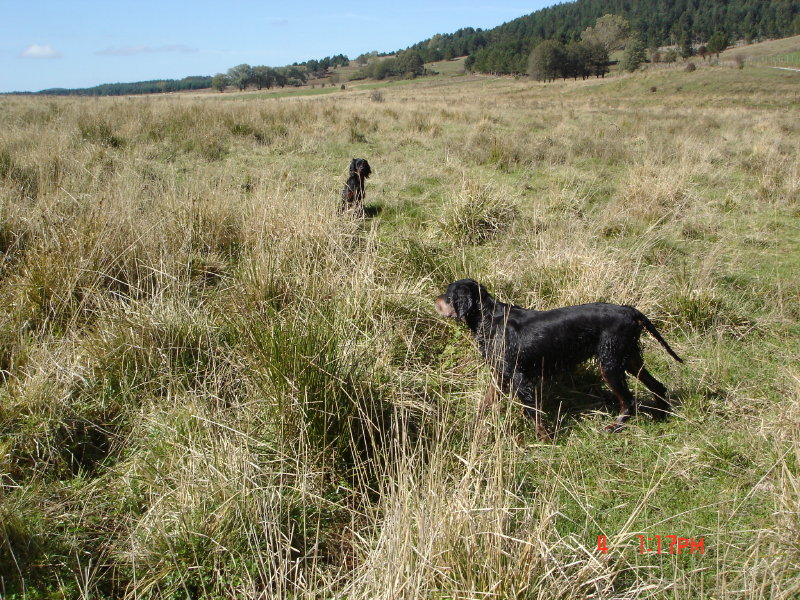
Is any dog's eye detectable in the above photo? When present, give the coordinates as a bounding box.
[446,296,452,303]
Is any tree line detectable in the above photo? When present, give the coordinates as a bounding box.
[525,13,746,82]
[30,76,212,96]
[211,54,350,92]
[214,65,306,92]
[350,50,426,81]
[406,0,800,75]
[527,40,610,82]
[24,53,351,96]
[19,0,799,95]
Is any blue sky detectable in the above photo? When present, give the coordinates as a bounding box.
[1,1,555,93]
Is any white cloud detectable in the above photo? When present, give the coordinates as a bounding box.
[20,44,62,59]
[95,44,197,56]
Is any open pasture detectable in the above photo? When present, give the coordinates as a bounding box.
[0,63,798,598]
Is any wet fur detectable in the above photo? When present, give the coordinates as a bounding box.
[435,279,683,437]
[340,158,371,215]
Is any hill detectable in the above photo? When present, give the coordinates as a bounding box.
[13,0,799,96]
[405,0,800,73]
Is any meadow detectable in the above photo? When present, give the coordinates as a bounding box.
[0,61,798,598]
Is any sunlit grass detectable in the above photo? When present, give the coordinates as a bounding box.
[0,61,798,598]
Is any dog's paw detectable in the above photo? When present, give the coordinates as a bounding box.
[536,424,553,442]
[603,421,625,433]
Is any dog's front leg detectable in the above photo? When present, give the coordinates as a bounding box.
[477,379,500,420]
[513,374,552,441]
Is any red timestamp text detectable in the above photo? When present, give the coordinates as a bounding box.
[596,535,705,555]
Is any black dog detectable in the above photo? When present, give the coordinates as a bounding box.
[340,158,371,215]
[435,279,683,437]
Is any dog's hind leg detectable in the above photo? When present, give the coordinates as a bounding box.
[599,362,636,432]
[625,355,671,419]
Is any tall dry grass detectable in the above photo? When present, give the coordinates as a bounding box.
[1,65,798,598]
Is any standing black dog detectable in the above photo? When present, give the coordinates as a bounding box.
[340,158,371,215]
[435,279,683,437]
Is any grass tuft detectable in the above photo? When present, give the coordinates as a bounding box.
[440,179,518,245]
[0,64,798,598]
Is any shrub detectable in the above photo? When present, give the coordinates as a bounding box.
[622,36,647,72]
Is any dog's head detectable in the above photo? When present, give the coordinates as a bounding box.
[349,158,371,179]
[435,279,493,322]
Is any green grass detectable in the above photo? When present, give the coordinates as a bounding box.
[0,59,798,598]
[719,34,800,60]
[425,56,468,76]
[226,85,342,99]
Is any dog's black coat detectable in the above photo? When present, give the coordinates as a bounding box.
[435,279,683,434]
[340,158,371,215]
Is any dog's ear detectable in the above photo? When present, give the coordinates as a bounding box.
[458,280,495,319]
[452,281,484,320]
[452,290,473,320]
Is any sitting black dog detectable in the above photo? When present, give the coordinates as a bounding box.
[435,279,683,437]
[340,158,371,215]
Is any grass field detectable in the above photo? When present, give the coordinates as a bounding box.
[721,34,800,65]
[0,59,798,599]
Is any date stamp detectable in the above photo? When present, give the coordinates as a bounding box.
[597,535,705,555]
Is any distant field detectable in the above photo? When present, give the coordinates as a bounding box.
[720,33,800,60]
[425,56,467,76]
[0,59,798,599]
[204,35,800,102]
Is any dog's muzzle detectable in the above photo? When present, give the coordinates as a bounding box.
[435,295,457,319]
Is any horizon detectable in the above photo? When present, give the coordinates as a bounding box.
[1,1,555,94]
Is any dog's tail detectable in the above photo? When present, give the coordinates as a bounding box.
[637,312,684,363]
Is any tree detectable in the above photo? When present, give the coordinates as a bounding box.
[372,58,397,80]
[356,51,377,66]
[679,35,694,60]
[211,73,228,93]
[622,36,647,72]
[581,14,631,54]
[707,31,730,59]
[584,42,609,78]
[565,41,591,80]
[528,40,566,82]
[227,64,254,91]
[252,66,275,90]
[305,59,320,74]
[283,66,306,86]
[397,50,424,77]
[273,69,287,88]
